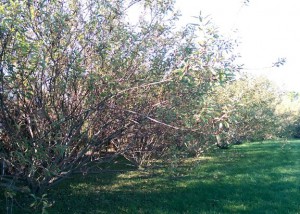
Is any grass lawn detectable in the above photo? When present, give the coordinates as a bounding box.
[1,139,300,213]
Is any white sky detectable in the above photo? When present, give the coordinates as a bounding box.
[175,0,300,92]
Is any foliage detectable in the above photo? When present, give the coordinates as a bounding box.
[3,0,300,213]
[275,91,300,138]
[204,74,300,147]
[29,194,52,214]
[204,74,282,146]
[0,0,239,197]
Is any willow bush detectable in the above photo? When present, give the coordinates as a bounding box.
[0,0,239,195]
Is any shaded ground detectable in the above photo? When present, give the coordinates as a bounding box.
[1,139,300,213]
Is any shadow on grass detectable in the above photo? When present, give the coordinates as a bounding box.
[2,140,300,214]
[46,172,299,213]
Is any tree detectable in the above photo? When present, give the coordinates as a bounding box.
[0,0,239,195]
[205,74,281,147]
[275,91,300,138]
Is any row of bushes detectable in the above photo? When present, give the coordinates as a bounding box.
[1,0,299,201]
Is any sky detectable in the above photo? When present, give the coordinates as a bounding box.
[175,0,300,92]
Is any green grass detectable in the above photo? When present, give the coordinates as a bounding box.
[1,139,300,213]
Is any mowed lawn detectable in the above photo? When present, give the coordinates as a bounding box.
[2,140,300,213]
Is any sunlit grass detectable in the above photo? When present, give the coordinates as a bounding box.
[1,139,300,213]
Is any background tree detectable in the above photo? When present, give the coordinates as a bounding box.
[205,74,281,147]
[275,91,300,138]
